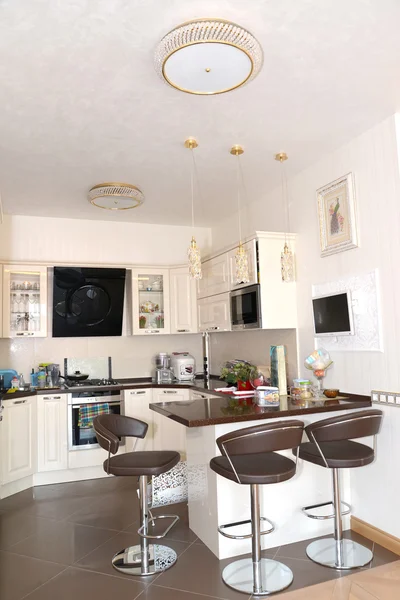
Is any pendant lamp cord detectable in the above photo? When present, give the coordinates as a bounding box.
[236,154,242,243]
[190,148,203,233]
[190,149,195,232]
[280,160,291,245]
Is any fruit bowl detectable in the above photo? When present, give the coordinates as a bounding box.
[324,389,339,399]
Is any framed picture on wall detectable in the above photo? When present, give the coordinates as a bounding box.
[317,173,358,257]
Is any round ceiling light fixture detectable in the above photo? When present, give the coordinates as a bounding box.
[88,183,144,211]
[155,19,263,95]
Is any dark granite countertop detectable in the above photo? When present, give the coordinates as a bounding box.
[149,393,372,427]
[0,390,37,401]
[1,376,224,398]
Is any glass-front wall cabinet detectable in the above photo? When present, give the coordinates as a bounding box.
[131,268,170,335]
[3,264,48,337]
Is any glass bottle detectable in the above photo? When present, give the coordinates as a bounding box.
[18,373,25,390]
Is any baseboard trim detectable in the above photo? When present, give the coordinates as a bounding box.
[351,516,400,556]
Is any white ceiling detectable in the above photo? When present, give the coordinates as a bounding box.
[1,0,400,227]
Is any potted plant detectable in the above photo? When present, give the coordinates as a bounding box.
[220,360,257,391]
[139,315,147,329]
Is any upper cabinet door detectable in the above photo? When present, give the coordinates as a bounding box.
[170,266,198,334]
[228,240,258,290]
[198,253,230,298]
[198,292,231,332]
[3,264,48,338]
[131,268,171,335]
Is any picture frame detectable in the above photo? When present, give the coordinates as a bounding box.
[317,173,358,257]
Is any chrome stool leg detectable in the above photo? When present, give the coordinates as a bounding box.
[112,475,178,576]
[306,469,373,569]
[221,484,293,595]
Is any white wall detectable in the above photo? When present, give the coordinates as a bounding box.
[0,214,210,379]
[289,114,400,538]
[211,186,285,253]
[212,114,400,537]
[0,215,211,265]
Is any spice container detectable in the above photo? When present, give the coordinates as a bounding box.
[291,379,313,399]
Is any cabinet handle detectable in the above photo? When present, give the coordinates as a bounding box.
[13,399,27,404]
[16,332,35,336]
[163,390,177,394]
[177,329,189,333]
[131,391,146,395]
[145,329,160,334]
[206,326,219,331]
[44,396,61,400]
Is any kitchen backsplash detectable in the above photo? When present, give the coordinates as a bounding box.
[0,328,298,384]
[0,334,204,381]
[209,329,298,384]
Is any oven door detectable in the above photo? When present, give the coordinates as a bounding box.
[230,284,261,330]
[68,399,124,450]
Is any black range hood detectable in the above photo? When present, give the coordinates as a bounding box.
[52,267,126,337]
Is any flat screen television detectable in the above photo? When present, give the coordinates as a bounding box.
[312,291,354,336]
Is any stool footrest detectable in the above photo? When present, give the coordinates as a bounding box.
[138,514,179,540]
[302,500,351,520]
[218,517,274,540]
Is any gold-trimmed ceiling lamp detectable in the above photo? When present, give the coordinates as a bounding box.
[185,138,202,280]
[88,183,144,210]
[155,19,263,95]
[230,145,250,285]
[275,152,295,283]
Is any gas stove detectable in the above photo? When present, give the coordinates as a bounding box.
[64,378,121,388]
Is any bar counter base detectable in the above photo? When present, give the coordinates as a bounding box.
[186,409,370,560]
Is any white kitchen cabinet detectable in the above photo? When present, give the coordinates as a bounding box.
[2,264,47,338]
[198,253,230,298]
[1,396,37,485]
[124,388,155,451]
[198,292,231,333]
[131,268,171,335]
[228,239,258,290]
[169,266,198,334]
[152,388,189,457]
[37,394,68,472]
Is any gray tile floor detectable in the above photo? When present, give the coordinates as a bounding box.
[0,477,397,600]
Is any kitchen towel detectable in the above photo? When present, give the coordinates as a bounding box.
[78,403,110,429]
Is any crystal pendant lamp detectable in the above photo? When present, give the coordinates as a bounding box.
[231,145,250,285]
[275,152,295,283]
[185,138,202,280]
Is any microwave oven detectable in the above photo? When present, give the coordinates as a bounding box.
[230,284,261,330]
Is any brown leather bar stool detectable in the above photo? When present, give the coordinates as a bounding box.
[296,409,383,570]
[93,414,180,576]
[210,420,304,596]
